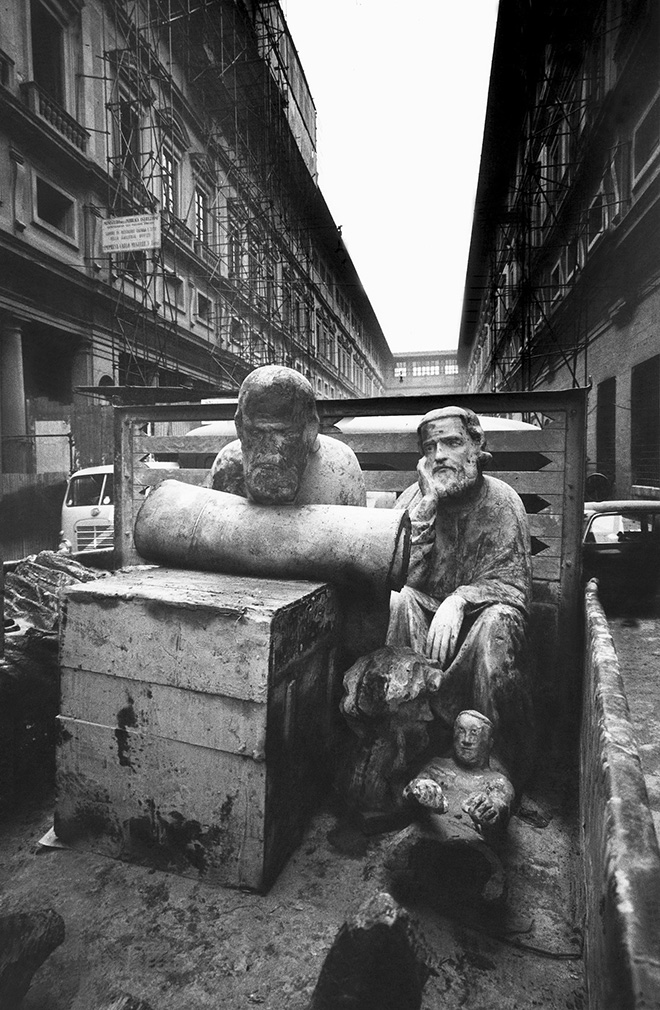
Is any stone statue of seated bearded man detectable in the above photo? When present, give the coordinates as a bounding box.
[386,406,534,784]
[338,406,534,814]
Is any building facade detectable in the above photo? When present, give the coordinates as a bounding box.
[0,0,392,553]
[0,0,391,556]
[385,349,462,397]
[459,0,660,497]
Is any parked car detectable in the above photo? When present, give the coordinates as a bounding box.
[583,499,660,607]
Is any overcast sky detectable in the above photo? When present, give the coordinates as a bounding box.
[281,0,499,354]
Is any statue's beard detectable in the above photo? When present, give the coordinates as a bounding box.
[244,462,301,504]
[430,459,480,500]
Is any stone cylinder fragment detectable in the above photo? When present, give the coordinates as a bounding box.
[134,479,410,591]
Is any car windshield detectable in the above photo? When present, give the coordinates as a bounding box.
[586,511,660,543]
[66,473,114,507]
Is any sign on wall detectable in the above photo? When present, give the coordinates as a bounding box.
[101,214,161,254]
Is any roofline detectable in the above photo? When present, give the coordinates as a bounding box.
[458,0,535,365]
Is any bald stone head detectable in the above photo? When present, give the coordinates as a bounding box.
[235,366,320,504]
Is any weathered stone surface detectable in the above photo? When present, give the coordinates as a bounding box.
[581,581,660,1010]
[336,646,440,814]
[134,480,409,592]
[209,365,366,507]
[57,569,342,891]
[0,909,65,1008]
[308,891,429,1010]
[383,822,505,908]
[381,409,535,788]
[100,995,154,1010]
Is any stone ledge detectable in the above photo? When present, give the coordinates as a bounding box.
[581,580,660,1010]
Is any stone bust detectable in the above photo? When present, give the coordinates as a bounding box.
[209,365,366,507]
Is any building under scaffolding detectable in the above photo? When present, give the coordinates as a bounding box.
[459,0,660,496]
[0,0,392,555]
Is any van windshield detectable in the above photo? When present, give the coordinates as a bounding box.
[66,473,114,507]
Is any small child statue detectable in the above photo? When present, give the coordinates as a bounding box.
[403,709,514,845]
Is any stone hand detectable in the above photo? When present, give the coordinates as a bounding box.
[426,594,466,667]
[463,791,504,826]
[403,775,448,813]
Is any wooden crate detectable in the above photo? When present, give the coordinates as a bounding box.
[55,567,341,891]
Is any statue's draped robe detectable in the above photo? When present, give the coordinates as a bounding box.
[387,474,534,781]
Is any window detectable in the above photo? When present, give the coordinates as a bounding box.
[230,317,243,346]
[227,202,243,277]
[631,356,660,485]
[163,272,184,309]
[394,361,407,379]
[445,360,459,375]
[34,176,76,240]
[596,377,616,485]
[0,49,15,89]
[412,360,441,377]
[266,263,276,311]
[281,274,292,328]
[550,261,563,302]
[194,187,208,244]
[115,98,141,180]
[633,94,660,181]
[115,250,146,281]
[30,1,64,105]
[564,237,579,280]
[161,148,178,216]
[587,193,605,246]
[196,291,212,324]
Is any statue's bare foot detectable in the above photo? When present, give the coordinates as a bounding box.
[403,775,448,812]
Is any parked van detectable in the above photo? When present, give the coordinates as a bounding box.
[59,465,114,555]
[59,460,178,555]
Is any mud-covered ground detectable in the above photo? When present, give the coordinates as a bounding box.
[0,766,584,1010]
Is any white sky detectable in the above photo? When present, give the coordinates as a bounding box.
[281,0,499,354]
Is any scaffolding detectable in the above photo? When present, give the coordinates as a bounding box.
[474,2,633,395]
[95,0,336,396]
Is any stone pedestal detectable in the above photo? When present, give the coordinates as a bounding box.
[55,567,341,891]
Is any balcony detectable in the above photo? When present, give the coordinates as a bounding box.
[162,210,194,248]
[20,82,89,153]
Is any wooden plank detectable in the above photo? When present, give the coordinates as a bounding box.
[527,513,563,538]
[61,668,267,757]
[115,409,138,567]
[531,555,561,581]
[529,536,562,559]
[137,468,209,487]
[135,434,235,454]
[135,426,567,459]
[112,388,583,430]
[517,491,564,516]
[489,470,565,494]
[364,471,417,492]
